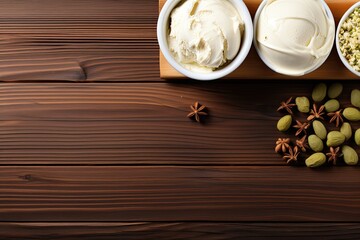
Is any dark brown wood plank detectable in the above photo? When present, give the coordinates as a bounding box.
[0,82,358,165]
[1,166,360,221]
[2,222,360,240]
[0,0,157,20]
[0,0,159,82]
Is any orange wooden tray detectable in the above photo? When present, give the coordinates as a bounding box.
[159,0,359,79]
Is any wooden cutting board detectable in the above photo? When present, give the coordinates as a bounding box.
[159,0,359,79]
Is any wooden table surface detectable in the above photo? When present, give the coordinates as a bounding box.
[1,0,360,239]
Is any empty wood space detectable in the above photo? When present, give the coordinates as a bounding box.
[1,166,360,222]
[2,222,360,240]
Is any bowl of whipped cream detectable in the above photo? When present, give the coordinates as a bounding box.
[254,0,335,77]
[157,0,253,80]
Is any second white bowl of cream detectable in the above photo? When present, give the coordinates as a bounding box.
[254,0,335,76]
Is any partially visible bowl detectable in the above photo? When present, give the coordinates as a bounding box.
[336,1,360,77]
[157,0,253,81]
[253,0,335,76]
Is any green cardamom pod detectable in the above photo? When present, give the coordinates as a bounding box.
[312,120,327,140]
[326,131,346,147]
[343,107,360,121]
[312,83,327,102]
[324,99,340,112]
[305,152,326,168]
[308,134,324,152]
[351,89,360,108]
[342,145,359,165]
[328,83,343,98]
[340,122,352,141]
[277,115,292,132]
[355,129,360,146]
[295,96,310,113]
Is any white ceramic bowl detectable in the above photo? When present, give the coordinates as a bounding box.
[253,0,335,76]
[157,0,253,81]
[336,2,360,77]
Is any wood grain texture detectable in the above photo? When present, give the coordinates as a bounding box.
[2,222,360,240]
[160,0,359,79]
[0,82,282,166]
[2,82,358,165]
[0,0,159,82]
[1,166,360,222]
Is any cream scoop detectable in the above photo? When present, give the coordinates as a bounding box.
[168,0,244,73]
[256,0,335,76]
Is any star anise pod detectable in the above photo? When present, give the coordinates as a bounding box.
[277,97,296,114]
[293,120,310,136]
[307,104,325,121]
[296,135,309,152]
[283,146,300,165]
[187,102,208,123]
[327,109,344,127]
[326,147,342,165]
[275,138,291,153]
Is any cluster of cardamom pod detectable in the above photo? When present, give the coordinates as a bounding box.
[276,83,360,167]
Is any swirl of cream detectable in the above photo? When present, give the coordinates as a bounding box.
[256,0,335,76]
[168,0,244,73]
